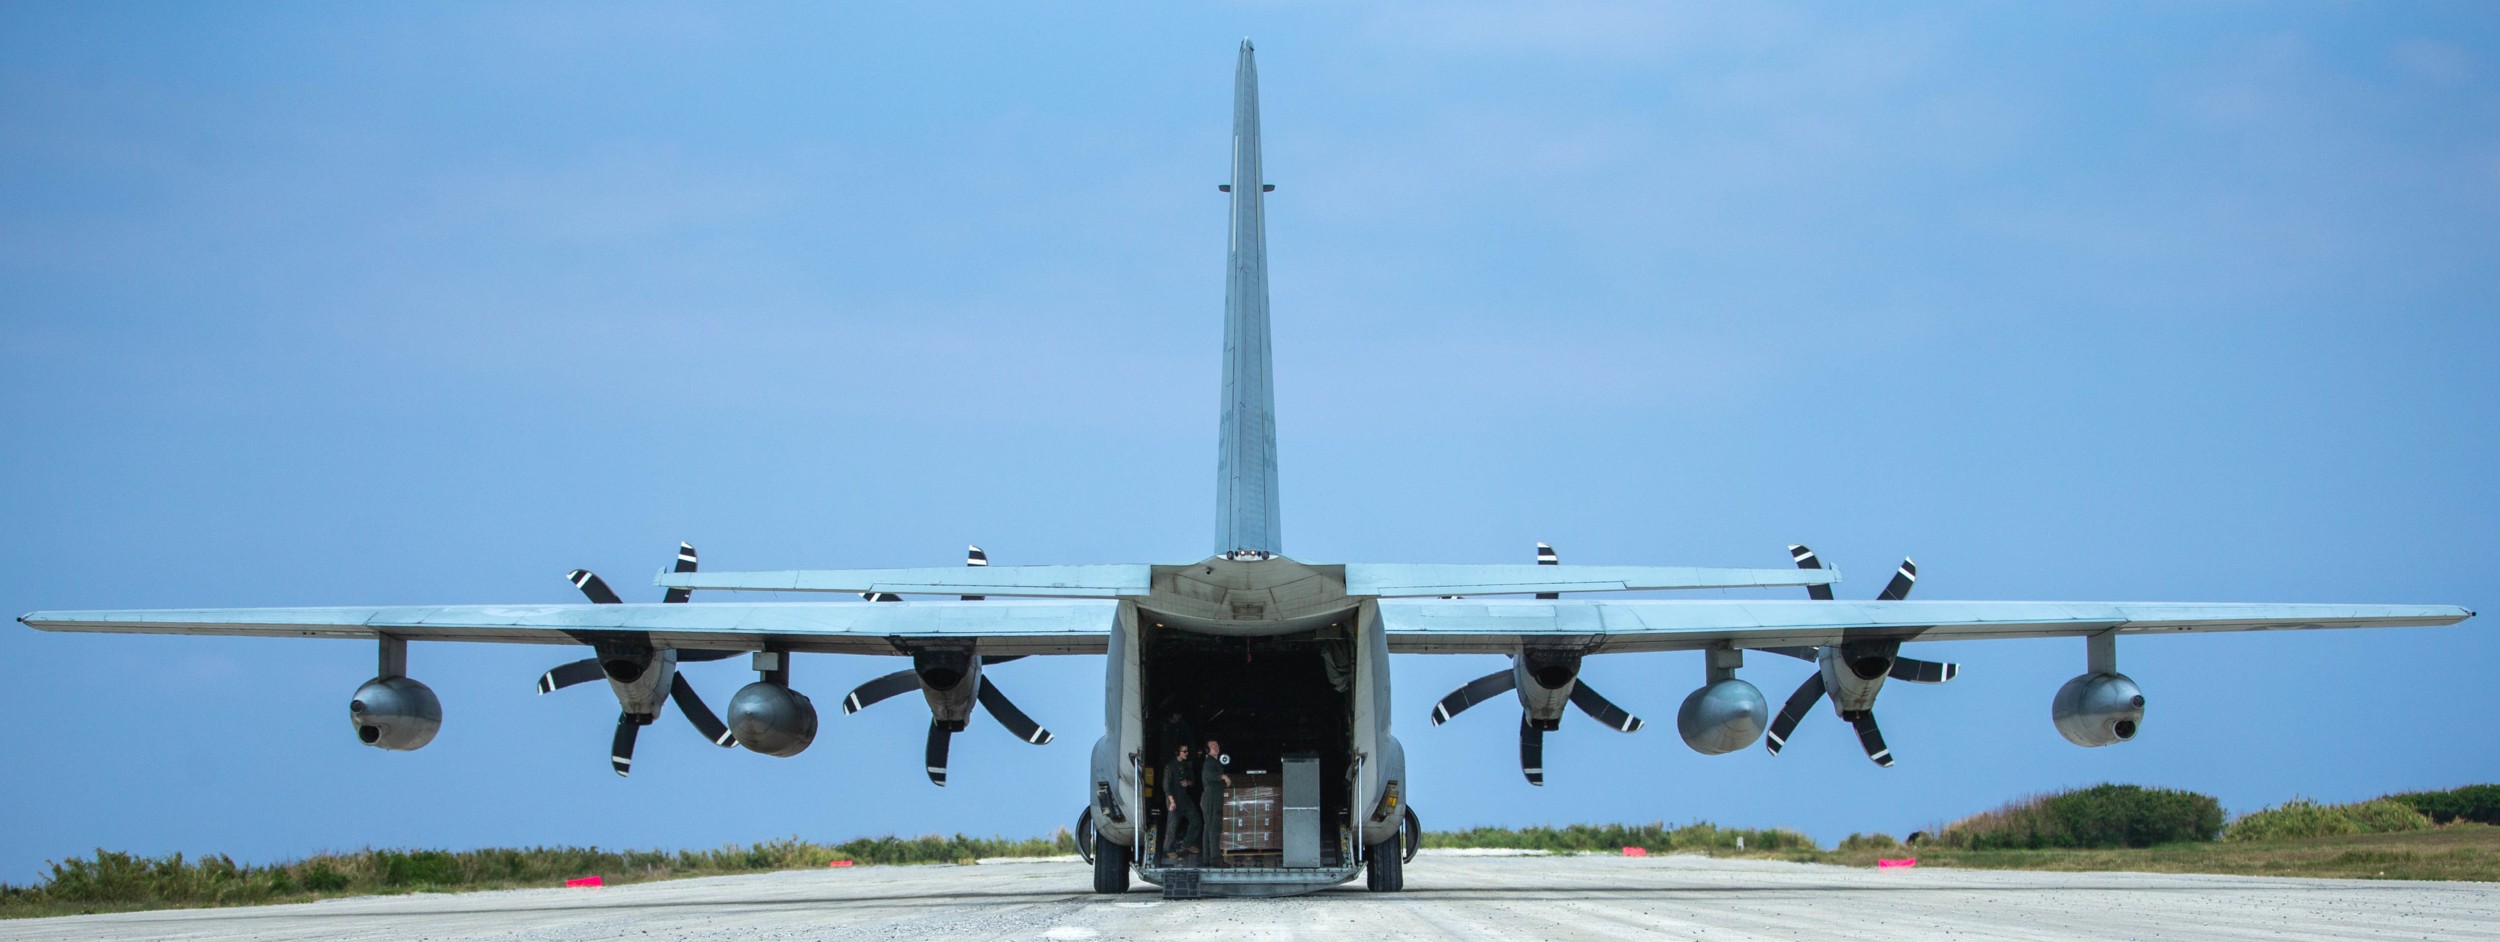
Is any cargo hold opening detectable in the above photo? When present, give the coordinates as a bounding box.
[1138,620,1355,867]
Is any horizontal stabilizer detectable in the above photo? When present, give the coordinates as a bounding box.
[1346,563,1842,598]
[654,565,1151,599]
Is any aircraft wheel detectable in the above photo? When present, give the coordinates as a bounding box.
[1366,831,1404,892]
[1092,832,1131,894]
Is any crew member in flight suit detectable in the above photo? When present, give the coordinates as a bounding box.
[1159,743,1202,864]
[1200,739,1230,867]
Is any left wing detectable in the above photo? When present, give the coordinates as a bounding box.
[18,600,1118,656]
[1379,599,2472,654]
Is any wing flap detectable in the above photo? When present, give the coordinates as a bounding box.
[1345,563,1842,597]
[653,565,1151,599]
[1380,599,2472,654]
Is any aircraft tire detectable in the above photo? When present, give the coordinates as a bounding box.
[1366,831,1404,892]
[1092,832,1130,894]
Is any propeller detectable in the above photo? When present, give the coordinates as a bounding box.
[1428,543,1644,785]
[535,543,738,777]
[1757,545,1958,767]
[840,546,1054,785]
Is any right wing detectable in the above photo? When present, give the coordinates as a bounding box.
[18,600,1119,656]
[1379,599,2472,654]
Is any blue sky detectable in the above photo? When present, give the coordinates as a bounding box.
[2,3,2494,881]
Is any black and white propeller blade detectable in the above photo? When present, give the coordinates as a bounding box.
[1565,682,1645,733]
[1888,658,1958,684]
[566,569,624,605]
[925,723,952,787]
[538,658,603,695]
[975,680,1053,745]
[1849,711,1894,767]
[670,674,734,747]
[610,715,641,777]
[844,669,921,714]
[1430,670,1515,725]
[1518,716,1545,787]
[1764,670,1825,756]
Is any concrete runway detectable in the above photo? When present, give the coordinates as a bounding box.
[5,852,2495,941]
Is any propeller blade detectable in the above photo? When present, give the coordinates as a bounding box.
[975,679,1054,745]
[1877,558,1918,601]
[537,658,603,695]
[843,669,923,714]
[1788,545,1834,601]
[925,722,952,786]
[1888,657,1959,684]
[1519,716,1545,786]
[1535,543,1559,600]
[1566,682,1644,733]
[1430,670,1516,725]
[663,542,698,604]
[962,545,986,601]
[1849,710,1895,767]
[670,674,735,747]
[568,569,624,605]
[676,649,744,663]
[979,654,1026,666]
[1749,646,1819,663]
[1764,671,1827,756]
[610,715,639,777]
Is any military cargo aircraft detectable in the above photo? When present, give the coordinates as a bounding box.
[18,42,2474,899]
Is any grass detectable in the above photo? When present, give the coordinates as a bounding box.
[1,832,1077,919]
[1805,823,2500,882]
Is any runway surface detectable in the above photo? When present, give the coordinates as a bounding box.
[6,851,2495,941]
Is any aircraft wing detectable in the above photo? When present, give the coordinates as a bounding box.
[17,600,1119,656]
[1378,599,2473,654]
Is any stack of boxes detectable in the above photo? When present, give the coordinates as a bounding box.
[1221,769,1282,866]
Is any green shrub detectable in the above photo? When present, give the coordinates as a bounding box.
[2228,797,2435,841]
[2385,785,2500,826]
[1836,833,1899,852]
[2343,799,2435,834]
[1422,821,1816,854]
[2226,799,2359,842]
[1943,784,2223,849]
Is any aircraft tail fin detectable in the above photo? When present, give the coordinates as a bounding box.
[1215,39,1282,557]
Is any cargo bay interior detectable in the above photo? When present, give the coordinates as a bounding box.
[1138,621,1356,868]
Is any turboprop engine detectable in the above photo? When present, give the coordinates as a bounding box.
[349,676,441,751]
[1511,648,1580,731]
[2052,672,2146,747]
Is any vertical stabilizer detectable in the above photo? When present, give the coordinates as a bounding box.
[1215,40,1283,557]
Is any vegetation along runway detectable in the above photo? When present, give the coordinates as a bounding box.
[3,851,2494,941]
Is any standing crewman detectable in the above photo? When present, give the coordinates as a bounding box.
[1200,739,1231,868]
[1159,742,1201,865]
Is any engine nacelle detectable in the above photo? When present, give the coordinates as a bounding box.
[726,682,819,757]
[349,676,441,751]
[1512,648,1581,731]
[914,650,980,732]
[1676,679,1768,755]
[2051,672,2145,747]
